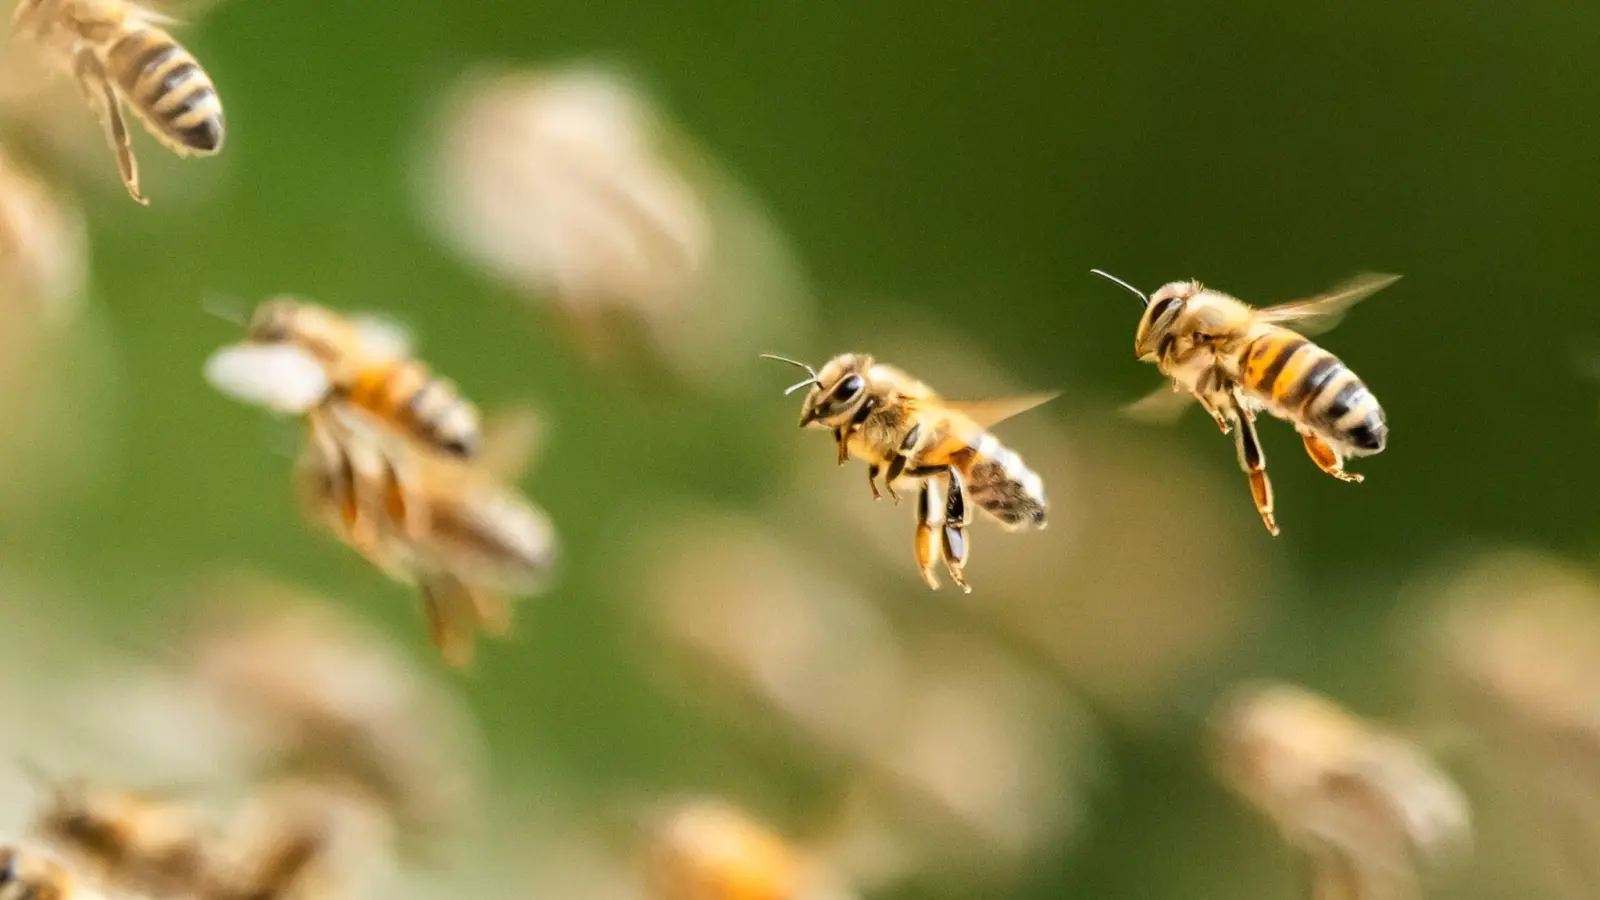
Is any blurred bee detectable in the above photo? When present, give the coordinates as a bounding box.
[29,775,210,898]
[1210,682,1470,900]
[763,353,1054,592]
[204,297,482,458]
[644,799,855,900]
[11,0,225,205]
[296,401,557,667]
[1091,269,1397,536]
[0,842,112,900]
[201,778,392,900]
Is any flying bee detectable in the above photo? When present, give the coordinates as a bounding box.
[1091,269,1398,536]
[0,842,112,900]
[11,0,225,205]
[204,297,482,458]
[763,353,1055,593]
[295,401,557,667]
[26,772,211,899]
[1210,682,1470,900]
[644,799,856,900]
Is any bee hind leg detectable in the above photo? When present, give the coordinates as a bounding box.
[1300,431,1363,483]
[913,479,944,590]
[940,468,972,593]
[1230,396,1280,536]
[72,49,146,205]
[866,463,882,499]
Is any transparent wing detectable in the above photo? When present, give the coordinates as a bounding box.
[1256,272,1401,336]
[204,343,330,413]
[350,313,414,362]
[942,392,1061,430]
[1122,383,1197,425]
[477,404,545,482]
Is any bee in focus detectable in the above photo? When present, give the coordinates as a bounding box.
[763,353,1054,592]
[1210,682,1470,900]
[29,775,210,898]
[295,401,557,667]
[1091,269,1397,536]
[0,842,112,900]
[204,297,482,458]
[11,0,225,205]
[644,799,855,900]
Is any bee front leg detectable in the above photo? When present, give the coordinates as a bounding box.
[914,479,944,590]
[866,463,882,500]
[1229,394,1279,536]
[940,468,972,593]
[71,48,146,205]
[1299,431,1363,483]
[834,427,850,464]
[882,423,921,504]
[1196,392,1231,434]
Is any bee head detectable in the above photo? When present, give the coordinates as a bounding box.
[1134,281,1206,361]
[761,353,872,428]
[245,297,306,344]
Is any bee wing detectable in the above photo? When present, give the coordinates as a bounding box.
[1256,273,1401,336]
[350,313,415,363]
[477,405,546,482]
[941,392,1061,430]
[1122,383,1197,425]
[204,343,331,414]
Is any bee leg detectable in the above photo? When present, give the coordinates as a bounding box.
[419,574,478,668]
[866,463,882,499]
[883,424,920,503]
[834,427,851,464]
[914,479,944,590]
[1300,431,1363,483]
[1196,393,1232,434]
[940,468,972,593]
[71,49,146,205]
[1230,398,1279,536]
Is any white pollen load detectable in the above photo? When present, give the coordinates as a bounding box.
[204,342,331,414]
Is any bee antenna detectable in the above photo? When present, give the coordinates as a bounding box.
[758,353,821,394]
[202,291,248,326]
[1090,269,1149,307]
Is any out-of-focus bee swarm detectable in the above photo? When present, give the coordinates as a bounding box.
[1411,549,1600,900]
[418,64,812,392]
[636,510,1101,893]
[1209,682,1470,900]
[176,571,487,844]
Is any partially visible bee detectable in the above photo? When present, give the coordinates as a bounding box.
[204,297,482,458]
[29,776,210,898]
[1210,682,1470,900]
[295,401,557,667]
[201,778,393,900]
[0,842,111,900]
[763,353,1055,592]
[1092,269,1397,536]
[644,799,855,900]
[11,0,225,204]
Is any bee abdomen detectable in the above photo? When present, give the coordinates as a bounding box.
[963,434,1047,529]
[1242,333,1386,455]
[107,28,224,154]
[345,363,480,458]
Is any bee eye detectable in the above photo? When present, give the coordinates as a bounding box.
[835,374,864,402]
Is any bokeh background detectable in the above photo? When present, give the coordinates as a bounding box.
[0,0,1597,898]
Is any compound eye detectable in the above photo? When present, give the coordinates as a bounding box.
[835,374,864,403]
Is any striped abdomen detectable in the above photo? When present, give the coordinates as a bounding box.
[104,26,224,154]
[342,362,482,458]
[1240,329,1387,455]
[958,433,1048,530]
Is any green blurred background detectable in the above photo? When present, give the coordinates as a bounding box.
[5,0,1600,897]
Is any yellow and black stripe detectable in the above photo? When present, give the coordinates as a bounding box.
[342,362,481,458]
[106,27,224,155]
[1241,330,1387,454]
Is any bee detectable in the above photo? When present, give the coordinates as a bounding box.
[1210,682,1470,900]
[0,842,111,900]
[295,401,557,667]
[763,353,1055,593]
[204,297,482,458]
[11,0,225,205]
[1091,269,1398,536]
[29,776,210,898]
[644,799,854,900]
[201,778,390,900]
